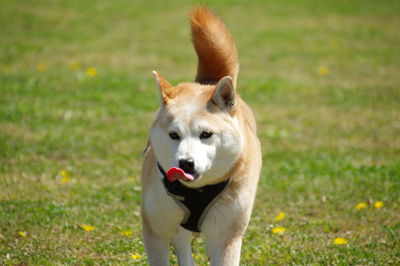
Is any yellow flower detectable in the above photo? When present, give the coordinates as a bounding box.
[60,170,68,177]
[355,202,368,210]
[374,201,384,209]
[274,212,286,221]
[37,62,47,72]
[18,231,27,238]
[272,226,286,235]
[131,253,142,260]
[192,254,200,259]
[79,224,95,231]
[123,230,133,237]
[318,65,329,76]
[59,170,70,183]
[86,67,97,77]
[333,237,348,245]
[60,176,70,184]
[69,61,80,70]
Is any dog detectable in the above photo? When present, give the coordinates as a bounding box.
[140,6,261,266]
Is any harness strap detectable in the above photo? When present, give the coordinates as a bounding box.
[157,163,231,232]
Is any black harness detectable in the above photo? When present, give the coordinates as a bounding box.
[157,163,231,232]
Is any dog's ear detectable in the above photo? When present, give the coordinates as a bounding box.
[152,71,175,104]
[211,76,237,114]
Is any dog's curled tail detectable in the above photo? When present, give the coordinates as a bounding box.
[190,6,239,86]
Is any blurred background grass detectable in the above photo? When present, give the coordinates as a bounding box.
[1,0,399,264]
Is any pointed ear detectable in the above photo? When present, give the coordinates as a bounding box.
[152,70,173,104]
[211,76,236,114]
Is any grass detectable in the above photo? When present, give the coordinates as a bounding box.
[1,0,399,264]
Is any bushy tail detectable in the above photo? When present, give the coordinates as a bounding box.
[190,6,239,85]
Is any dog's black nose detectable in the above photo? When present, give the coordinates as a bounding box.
[179,159,195,174]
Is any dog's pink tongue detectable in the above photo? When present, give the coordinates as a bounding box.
[166,167,194,182]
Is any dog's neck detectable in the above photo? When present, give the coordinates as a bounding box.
[157,162,231,232]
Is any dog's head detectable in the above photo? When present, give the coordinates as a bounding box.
[150,71,243,187]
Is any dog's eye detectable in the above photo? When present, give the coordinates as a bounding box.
[169,132,180,140]
[200,131,213,139]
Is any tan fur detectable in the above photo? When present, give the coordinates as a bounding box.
[190,6,239,86]
[140,6,261,266]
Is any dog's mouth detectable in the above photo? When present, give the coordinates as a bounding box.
[166,167,197,182]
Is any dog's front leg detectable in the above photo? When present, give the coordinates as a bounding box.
[143,222,170,266]
[205,235,243,266]
[172,227,194,266]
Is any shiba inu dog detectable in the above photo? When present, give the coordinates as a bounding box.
[140,6,261,266]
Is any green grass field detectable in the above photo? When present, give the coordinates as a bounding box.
[1,0,399,264]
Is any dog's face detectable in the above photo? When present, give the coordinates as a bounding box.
[150,73,243,187]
